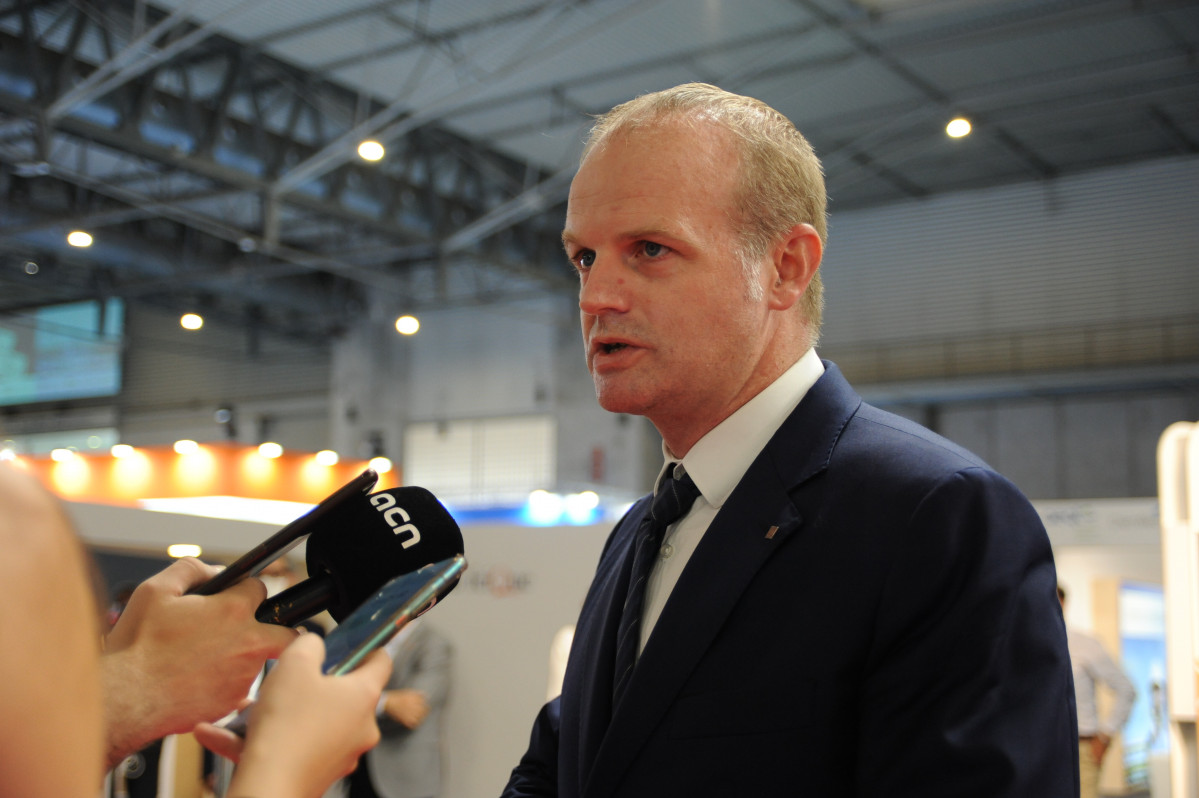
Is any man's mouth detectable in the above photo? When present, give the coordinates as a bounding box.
[600,342,629,355]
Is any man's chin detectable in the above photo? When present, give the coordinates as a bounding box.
[593,384,650,417]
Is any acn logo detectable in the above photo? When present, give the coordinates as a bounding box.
[369,493,421,548]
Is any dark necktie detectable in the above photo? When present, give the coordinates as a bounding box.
[612,464,701,708]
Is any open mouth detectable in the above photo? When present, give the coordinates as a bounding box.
[600,342,629,354]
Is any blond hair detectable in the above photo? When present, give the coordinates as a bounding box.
[582,83,827,332]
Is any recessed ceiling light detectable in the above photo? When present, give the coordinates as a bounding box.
[395,315,420,335]
[946,117,972,138]
[358,140,385,161]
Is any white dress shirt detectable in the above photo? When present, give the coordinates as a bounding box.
[639,348,825,652]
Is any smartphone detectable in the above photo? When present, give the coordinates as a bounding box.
[221,555,467,736]
[187,468,379,596]
[321,555,466,674]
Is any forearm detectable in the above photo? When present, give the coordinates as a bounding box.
[100,649,170,770]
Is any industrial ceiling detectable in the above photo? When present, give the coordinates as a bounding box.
[1,0,1196,343]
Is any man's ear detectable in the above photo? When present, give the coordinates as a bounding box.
[767,223,822,311]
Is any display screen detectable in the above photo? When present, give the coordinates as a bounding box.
[0,299,123,406]
[323,556,466,675]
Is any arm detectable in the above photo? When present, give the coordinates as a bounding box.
[502,696,562,798]
[194,633,392,798]
[0,466,103,798]
[857,469,1078,797]
[101,557,298,768]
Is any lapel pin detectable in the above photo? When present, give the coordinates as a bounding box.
[765,525,779,539]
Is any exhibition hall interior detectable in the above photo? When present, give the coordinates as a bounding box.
[1,0,1197,796]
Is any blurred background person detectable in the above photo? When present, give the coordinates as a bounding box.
[1059,584,1138,798]
[335,619,453,798]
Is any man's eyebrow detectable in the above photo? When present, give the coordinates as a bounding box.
[561,226,683,251]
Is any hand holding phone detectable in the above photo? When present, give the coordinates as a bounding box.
[220,555,467,736]
[195,632,394,794]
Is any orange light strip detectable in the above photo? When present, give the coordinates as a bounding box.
[12,442,400,506]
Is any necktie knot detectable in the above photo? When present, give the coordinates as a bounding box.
[650,467,700,528]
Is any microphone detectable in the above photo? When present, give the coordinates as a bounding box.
[188,469,379,597]
[255,486,464,626]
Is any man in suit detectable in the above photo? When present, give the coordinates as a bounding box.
[345,620,452,798]
[502,83,1078,797]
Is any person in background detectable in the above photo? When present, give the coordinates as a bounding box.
[336,619,452,798]
[1058,584,1138,798]
[503,82,1077,797]
[0,462,391,798]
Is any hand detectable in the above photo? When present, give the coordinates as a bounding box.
[383,689,430,729]
[100,558,297,767]
[198,633,393,798]
[1090,733,1112,764]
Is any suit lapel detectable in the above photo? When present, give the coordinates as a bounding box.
[582,364,861,797]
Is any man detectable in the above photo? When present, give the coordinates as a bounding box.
[1059,585,1137,798]
[503,83,1077,797]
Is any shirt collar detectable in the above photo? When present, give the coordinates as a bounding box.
[656,348,824,508]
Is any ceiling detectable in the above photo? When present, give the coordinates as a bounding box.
[1,0,1197,343]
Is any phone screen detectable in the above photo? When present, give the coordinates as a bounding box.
[322,555,467,675]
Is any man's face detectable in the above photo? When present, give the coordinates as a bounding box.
[562,122,778,450]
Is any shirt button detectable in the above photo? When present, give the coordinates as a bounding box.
[660,543,674,558]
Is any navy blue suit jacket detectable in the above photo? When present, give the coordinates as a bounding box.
[505,363,1078,797]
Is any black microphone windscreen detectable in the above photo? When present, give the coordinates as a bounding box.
[304,486,464,622]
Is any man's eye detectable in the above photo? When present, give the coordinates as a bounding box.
[642,241,667,258]
[574,250,595,270]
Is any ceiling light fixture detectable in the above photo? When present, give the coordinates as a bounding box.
[395,315,420,335]
[358,140,385,161]
[167,543,203,558]
[946,117,972,138]
[258,441,283,458]
[67,230,94,247]
[180,313,204,330]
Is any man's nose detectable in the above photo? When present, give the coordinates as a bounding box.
[578,257,629,316]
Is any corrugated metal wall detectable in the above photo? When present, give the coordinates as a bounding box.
[821,155,1199,382]
[119,308,332,450]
